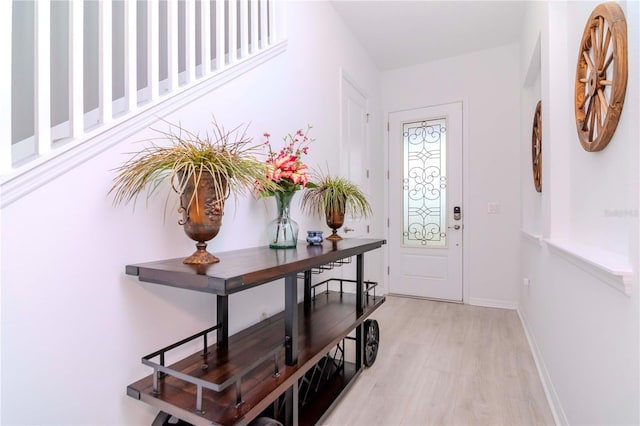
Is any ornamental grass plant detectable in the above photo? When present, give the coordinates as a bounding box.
[301,172,372,220]
[110,117,276,211]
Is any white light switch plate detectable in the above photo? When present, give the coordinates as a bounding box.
[487,202,500,214]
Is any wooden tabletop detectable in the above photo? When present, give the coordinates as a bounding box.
[125,238,386,295]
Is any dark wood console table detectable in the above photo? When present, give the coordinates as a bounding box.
[125,238,386,426]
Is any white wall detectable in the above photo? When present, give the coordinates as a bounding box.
[0,2,383,424]
[519,1,640,424]
[382,43,522,308]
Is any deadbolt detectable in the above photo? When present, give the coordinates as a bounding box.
[454,206,461,221]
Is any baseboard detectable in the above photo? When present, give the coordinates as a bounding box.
[467,297,518,310]
[517,308,567,426]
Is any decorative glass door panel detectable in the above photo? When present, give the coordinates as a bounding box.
[402,118,447,248]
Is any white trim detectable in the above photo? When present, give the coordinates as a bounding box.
[461,97,469,305]
[521,229,544,246]
[517,308,565,426]
[0,40,288,208]
[467,297,518,310]
[545,238,632,296]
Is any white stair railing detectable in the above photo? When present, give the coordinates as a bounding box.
[2,0,283,196]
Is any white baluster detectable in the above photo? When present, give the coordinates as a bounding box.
[259,0,267,49]
[239,0,249,58]
[69,0,84,138]
[185,0,196,83]
[148,0,159,100]
[36,0,52,155]
[0,0,12,171]
[99,0,113,124]
[167,0,179,92]
[228,0,237,63]
[268,0,277,44]
[125,0,137,112]
[201,0,212,75]
[215,0,225,69]
[250,0,258,54]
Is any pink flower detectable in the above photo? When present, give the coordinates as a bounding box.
[260,125,315,196]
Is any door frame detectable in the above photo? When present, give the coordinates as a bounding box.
[339,69,370,237]
[384,99,470,304]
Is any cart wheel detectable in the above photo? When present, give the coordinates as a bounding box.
[363,319,380,367]
[152,411,193,426]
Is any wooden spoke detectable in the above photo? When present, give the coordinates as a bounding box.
[600,28,612,70]
[583,50,596,72]
[597,88,608,115]
[588,97,596,141]
[574,2,627,152]
[598,16,605,51]
[591,27,599,65]
[583,96,594,130]
[603,53,614,72]
[595,93,602,133]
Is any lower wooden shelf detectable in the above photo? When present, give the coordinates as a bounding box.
[298,360,359,426]
[127,290,385,425]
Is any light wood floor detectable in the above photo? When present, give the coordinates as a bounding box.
[322,296,555,426]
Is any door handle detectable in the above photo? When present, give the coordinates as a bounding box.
[344,227,355,233]
[448,224,461,230]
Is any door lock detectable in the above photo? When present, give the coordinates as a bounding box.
[448,224,461,230]
[454,206,461,221]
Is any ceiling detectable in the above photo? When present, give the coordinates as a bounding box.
[330,1,527,71]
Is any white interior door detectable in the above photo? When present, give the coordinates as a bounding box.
[388,102,463,301]
[340,75,369,239]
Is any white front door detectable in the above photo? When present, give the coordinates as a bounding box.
[388,102,463,301]
[340,75,370,239]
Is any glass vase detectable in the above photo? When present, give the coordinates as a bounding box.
[267,191,299,248]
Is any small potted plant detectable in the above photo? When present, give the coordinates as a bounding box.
[110,117,276,264]
[301,172,372,241]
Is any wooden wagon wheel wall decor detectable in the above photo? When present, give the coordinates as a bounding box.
[575,2,628,152]
[531,101,542,192]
